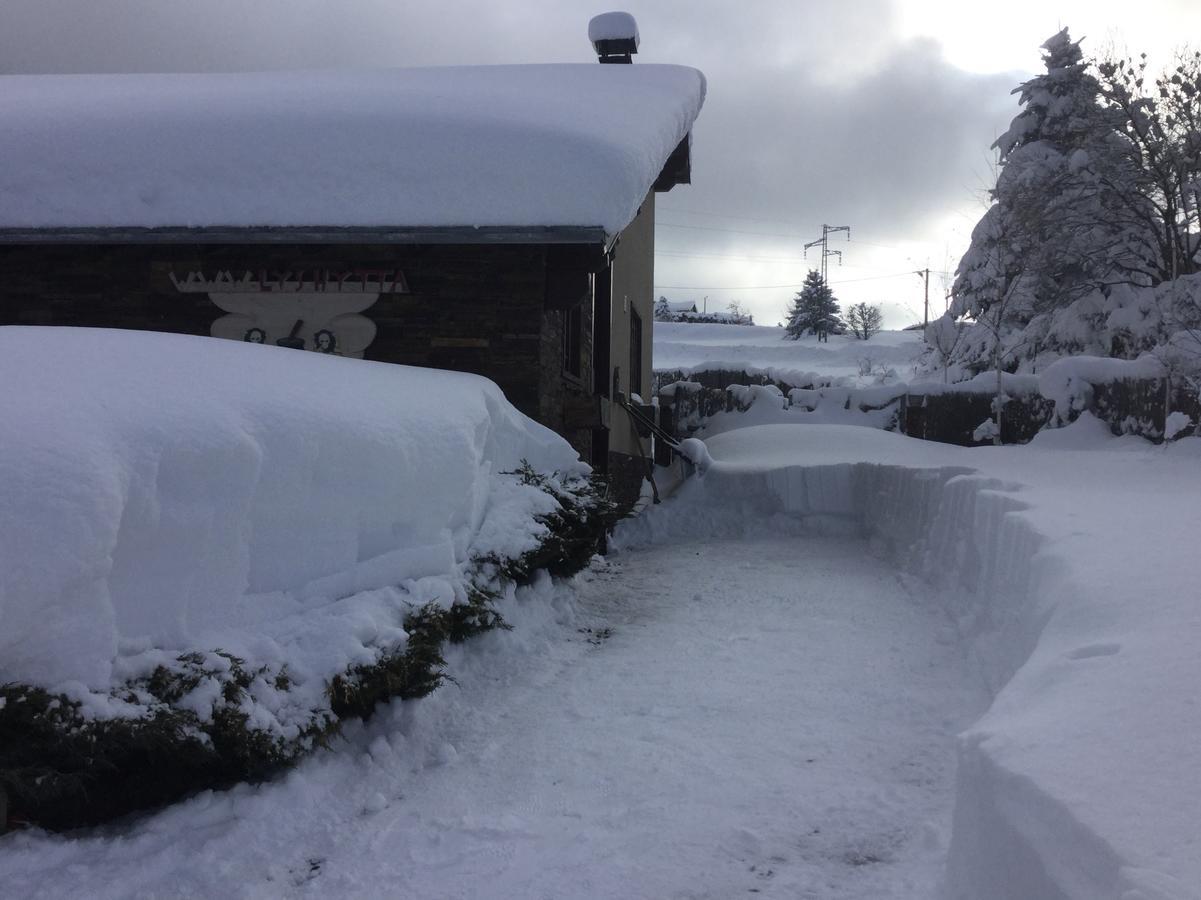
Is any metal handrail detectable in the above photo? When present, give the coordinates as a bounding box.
[616,395,682,450]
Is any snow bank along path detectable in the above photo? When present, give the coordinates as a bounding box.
[0,535,985,898]
[0,328,582,698]
[626,424,1201,900]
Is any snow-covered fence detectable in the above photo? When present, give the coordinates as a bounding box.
[903,376,1053,446]
[657,380,760,438]
[656,380,907,441]
[653,367,802,394]
[655,357,1200,446]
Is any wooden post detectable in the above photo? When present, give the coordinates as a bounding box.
[923,267,930,329]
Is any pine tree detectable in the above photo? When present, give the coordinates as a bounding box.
[654,296,673,322]
[949,28,1147,380]
[949,29,1129,440]
[785,271,842,339]
[954,29,1134,327]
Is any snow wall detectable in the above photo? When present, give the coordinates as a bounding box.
[617,436,1197,900]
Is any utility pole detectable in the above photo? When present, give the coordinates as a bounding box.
[915,267,930,328]
[803,224,851,283]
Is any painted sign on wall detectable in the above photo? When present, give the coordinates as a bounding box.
[170,268,409,358]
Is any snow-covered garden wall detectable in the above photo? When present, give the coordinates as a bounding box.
[658,355,1200,446]
[619,425,1201,900]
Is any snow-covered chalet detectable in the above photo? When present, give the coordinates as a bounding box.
[0,14,705,504]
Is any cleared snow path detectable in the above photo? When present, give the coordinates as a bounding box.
[0,536,985,899]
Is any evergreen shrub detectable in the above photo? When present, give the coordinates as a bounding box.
[0,465,615,831]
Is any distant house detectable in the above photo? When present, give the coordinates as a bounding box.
[655,297,753,326]
[0,22,704,504]
[655,298,699,319]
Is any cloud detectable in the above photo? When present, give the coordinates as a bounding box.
[682,37,1014,237]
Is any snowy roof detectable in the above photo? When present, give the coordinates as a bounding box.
[0,64,705,239]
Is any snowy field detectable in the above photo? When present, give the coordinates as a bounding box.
[654,321,924,386]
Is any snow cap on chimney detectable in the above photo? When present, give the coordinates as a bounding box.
[589,12,639,64]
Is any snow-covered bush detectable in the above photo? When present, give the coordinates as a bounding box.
[0,328,612,829]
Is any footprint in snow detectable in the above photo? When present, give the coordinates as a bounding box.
[1067,642,1121,660]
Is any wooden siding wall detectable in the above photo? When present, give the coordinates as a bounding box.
[0,242,595,460]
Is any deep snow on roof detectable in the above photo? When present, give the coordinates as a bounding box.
[0,64,704,236]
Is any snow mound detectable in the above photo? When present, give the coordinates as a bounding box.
[676,437,712,473]
[1027,411,1119,448]
[0,64,705,237]
[0,327,585,694]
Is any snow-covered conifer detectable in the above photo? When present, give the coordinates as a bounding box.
[949,28,1147,379]
[785,271,843,339]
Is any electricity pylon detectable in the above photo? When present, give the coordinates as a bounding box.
[803,224,851,283]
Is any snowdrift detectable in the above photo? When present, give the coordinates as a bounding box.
[618,424,1201,900]
[0,328,609,827]
[0,327,583,691]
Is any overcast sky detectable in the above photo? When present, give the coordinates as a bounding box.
[4,0,1200,328]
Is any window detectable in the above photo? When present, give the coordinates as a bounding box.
[629,308,643,398]
[562,303,582,378]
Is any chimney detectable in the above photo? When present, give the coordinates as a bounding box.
[588,12,639,64]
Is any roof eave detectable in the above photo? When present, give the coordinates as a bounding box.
[0,225,609,245]
[652,135,692,193]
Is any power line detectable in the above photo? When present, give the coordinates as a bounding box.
[656,249,808,263]
[655,221,803,239]
[656,250,950,278]
[657,211,925,256]
[657,205,812,228]
[832,270,940,285]
[658,248,909,272]
[654,270,931,292]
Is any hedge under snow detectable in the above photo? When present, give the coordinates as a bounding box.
[0,328,614,825]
